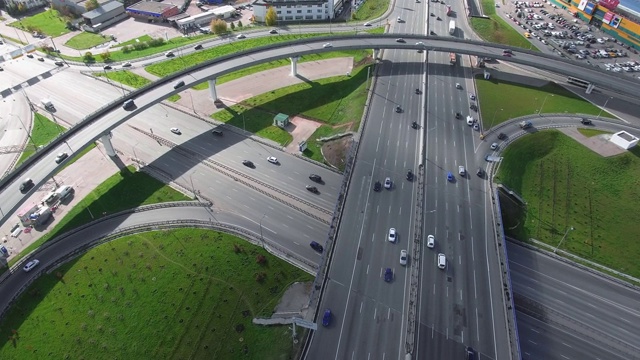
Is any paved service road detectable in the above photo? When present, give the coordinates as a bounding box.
[507,241,640,360]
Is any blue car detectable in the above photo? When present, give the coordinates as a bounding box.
[322,309,331,327]
[447,172,455,182]
[384,268,393,282]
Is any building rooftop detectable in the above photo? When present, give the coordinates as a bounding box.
[83,1,124,19]
[127,0,178,14]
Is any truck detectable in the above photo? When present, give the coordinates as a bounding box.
[41,98,54,110]
[519,120,533,129]
[449,20,456,35]
[449,53,456,65]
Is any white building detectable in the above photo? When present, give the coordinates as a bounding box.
[176,5,236,30]
[252,0,334,22]
[610,131,639,150]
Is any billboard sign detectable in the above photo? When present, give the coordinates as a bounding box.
[578,0,588,10]
[584,2,596,14]
[610,15,622,28]
[602,11,614,25]
[598,0,619,10]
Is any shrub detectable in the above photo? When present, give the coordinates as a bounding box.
[83,51,94,62]
[255,272,266,282]
[255,254,267,265]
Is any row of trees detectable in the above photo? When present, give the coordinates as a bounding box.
[209,19,244,35]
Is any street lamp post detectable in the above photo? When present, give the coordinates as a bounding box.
[488,108,503,133]
[259,214,267,248]
[189,173,196,199]
[554,226,575,253]
[597,97,613,119]
[539,94,554,115]
[10,114,37,151]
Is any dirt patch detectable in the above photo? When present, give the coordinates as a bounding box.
[558,128,626,157]
[284,116,323,153]
[322,135,353,170]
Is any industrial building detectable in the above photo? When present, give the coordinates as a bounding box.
[175,5,235,30]
[126,1,181,21]
[252,0,334,22]
[550,0,640,49]
[82,1,128,32]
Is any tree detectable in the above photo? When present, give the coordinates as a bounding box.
[83,51,94,62]
[237,20,243,28]
[210,19,227,35]
[100,50,111,61]
[85,0,99,11]
[230,21,235,30]
[265,7,277,26]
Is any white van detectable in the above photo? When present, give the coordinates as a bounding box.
[55,185,73,200]
[437,253,446,269]
[122,99,135,110]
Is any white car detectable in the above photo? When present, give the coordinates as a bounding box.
[491,142,499,150]
[323,43,332,48]
[399,250,408,265]
[236,34,246,39]
[473,123,480,131]
[427,235,435,248]
[469,93,476,100]
[456,83,462,89]
[267,156,279,164]
[121,62,132,68]
[458,165,466,176]
[384,177,392,189]
[437,253,446,269]
[364,22,372,27]
[23,259,40,272]
[397,16,403,22]
[415,41,424,47]
[388,228,397,243]
[466,116,474,126]
[170,127,181,134]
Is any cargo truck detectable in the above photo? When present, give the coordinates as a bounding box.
[449,20,456,35]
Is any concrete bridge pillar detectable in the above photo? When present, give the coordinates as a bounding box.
[586,83,594,94]
[100,132,116,157]
[373,48,380,60]
[208,79,217,100]
[290,56,300,76]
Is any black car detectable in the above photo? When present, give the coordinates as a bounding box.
[430,30,436,35]
[54,61,64,66]
[476,167,484,177]
[194,44,203,50]
[306,185,319,193]
[26,54,34,58]
[415,88,421,94]
[19,178,34,193]
[310,241,323,253]
[242,160,254,168]
[497,133,507,140]
[466,346,476,360]
[212,130,223,136]
[455,112,461,119]
[395,105,402,113]
[411,121,418,129]
[269,29,278,34]
[580,118,593,125]
[103,65,112,70]
[406,169,414,181]
[309,174,322,183]
[470,104,478,111]
[374,181,382,192]
[173,80,185,89]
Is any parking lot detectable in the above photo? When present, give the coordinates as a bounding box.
[502,1,640,80]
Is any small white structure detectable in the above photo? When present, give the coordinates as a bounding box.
[610,131,639,150]
[176,5,235,30]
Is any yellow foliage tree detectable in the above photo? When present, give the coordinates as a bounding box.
[210,19,228,35]
[265,7,277,26]
[85,0,99,11]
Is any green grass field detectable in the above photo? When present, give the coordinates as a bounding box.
[9,9,70,37]
[145,33,331,79]
[111,35,153,48]
[496,130,640,277]
[96,70,152,88]
[470,0,538,49]
[16,113,65,166]
[476,77,615,129]
[65,32,110,50]
[0,228,312,359]
[7,166,190,266]
[352,0,389,21]
[212,64,372,146]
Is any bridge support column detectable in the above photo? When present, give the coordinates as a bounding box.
[100,132,116,157]
[290,56,299,76]
[586,83,594,94]
[208,79,217,100]
[373,48,380,60]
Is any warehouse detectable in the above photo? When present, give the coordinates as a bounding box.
[175,5,235,30]
[82,1,128,32]
[252,0,333,22]
[126,1,181,21]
